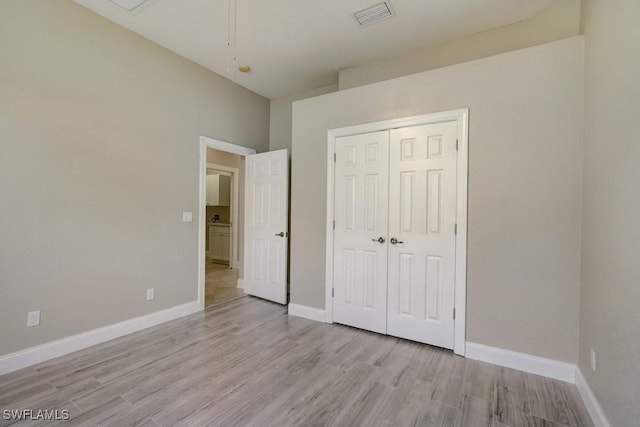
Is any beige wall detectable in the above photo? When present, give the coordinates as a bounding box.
[270,0,581,160]
[291,37,584,363]
[269,85,339,285]
[0,0,269,355]
[339,0,581,90]
[269,84,338,152]
[579,0,640,424]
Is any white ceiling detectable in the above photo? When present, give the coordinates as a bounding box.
[73,0,555,99]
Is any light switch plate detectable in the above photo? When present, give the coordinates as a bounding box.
[182,212,193,223]
[146,288,155,301]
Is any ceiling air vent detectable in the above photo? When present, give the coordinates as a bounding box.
[353,1,395,27]
[107,0,155,13]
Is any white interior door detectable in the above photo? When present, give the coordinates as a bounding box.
[333,131,389,334]
[387,121,458,349]
[244,149,289,304]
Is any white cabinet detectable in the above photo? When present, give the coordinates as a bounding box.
[206,175,231,206]
[208,225,231,262]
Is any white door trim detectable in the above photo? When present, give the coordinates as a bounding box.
[199,136,256,310]
[324,108,469,356]
[206,163,240,270]
[201,136,257,156]
[466,342,576,383]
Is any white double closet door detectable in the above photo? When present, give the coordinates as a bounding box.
[333,121,458,349]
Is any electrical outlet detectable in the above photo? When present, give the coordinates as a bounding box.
[27,311,40,327]
[590,348,596,371]
[146,288,155,301]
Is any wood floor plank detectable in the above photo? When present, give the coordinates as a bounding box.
[384,378,458,427]
[410,400,458,427]
[526,415,569,426]
[370,351,415,389]
[0,381,55,408]
[65,314,205,370]
[406,345,444,384]
[494,414,568,427]
[492,366,531,426]
[148,339,299,425]
[463,359,497,402]
[329,381,391,427]
[240,354,338,427]
[63,396,132,426]
[127,418,160,427]
[276,362,376,427]
[0,297,594,427]
[0,368,40,393]
[429,353,467,409]
[457,395,493,427]
[258,361,366,426]
[526,375,594,427]
[184,354,309,426]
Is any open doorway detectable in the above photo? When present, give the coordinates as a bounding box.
[198,137,256,309]
[205,166,239,306]
[198,136,290,309]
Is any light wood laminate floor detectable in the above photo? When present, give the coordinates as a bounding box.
[0,297,593,426]
[205,260,242,307]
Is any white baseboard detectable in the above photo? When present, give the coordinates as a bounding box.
[237,278,244,290]
[288,303,326,323]
[0,301,201,376]
[576,368,611,427]
[465,342,576,383]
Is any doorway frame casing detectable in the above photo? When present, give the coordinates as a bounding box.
[198,136,256,310]
[324,108,469,356]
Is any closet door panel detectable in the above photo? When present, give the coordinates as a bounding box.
[333,131,389,334]
[387,121,458,349]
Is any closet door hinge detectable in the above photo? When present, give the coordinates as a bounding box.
[333,220,336,230]
[456,139,459,151]
[332,288,335,298]
[454,224,457,235]
[334,153,336,163]
[453,308,456,319]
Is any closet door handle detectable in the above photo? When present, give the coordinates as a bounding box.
[390,237,404,245]
[371,237,386,244]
